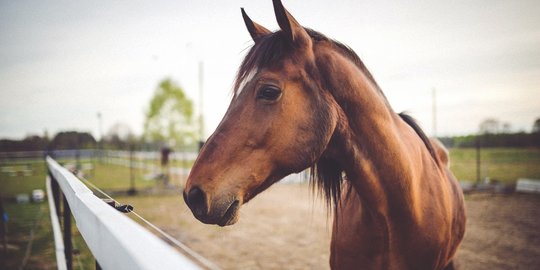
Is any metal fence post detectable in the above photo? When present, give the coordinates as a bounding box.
[63,195,73,270]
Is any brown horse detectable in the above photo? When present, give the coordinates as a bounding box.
[184,1,466,269]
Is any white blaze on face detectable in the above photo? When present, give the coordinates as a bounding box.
[235,68,258,98]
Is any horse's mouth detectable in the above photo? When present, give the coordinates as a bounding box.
[218,200,240,227]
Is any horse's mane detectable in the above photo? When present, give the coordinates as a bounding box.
[235,28,438,208]
[398,112,439,164]
[234,28,383,95]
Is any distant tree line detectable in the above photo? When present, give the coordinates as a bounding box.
[0,131,97,152]
[438,117,540,148]
[2,129,539,152]
[438,132,540,148]
[0,130,142,152]
[0,135,50,152]
[0,130,199,152]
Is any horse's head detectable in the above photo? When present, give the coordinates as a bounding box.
[184,0,340,226]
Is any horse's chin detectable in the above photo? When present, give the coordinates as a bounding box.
[217,213,239,227]
[216,200,241,227]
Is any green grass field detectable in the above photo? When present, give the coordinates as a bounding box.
[0,156,191,269]
[0,160,48,197]
[86,162,157,190]
[127,157,195,169]
[0,147,538,268]
[0,159,97,269]
[449,148,540,183]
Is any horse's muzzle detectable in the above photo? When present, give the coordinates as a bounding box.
[183,186,240,226]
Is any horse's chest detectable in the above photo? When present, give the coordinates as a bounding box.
[330,192,448,269]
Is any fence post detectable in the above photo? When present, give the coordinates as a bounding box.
[128,145,136,195]
[476,135,481,183]
[49,170,62,221]
[1,198,7,253]
[63,195,73,270]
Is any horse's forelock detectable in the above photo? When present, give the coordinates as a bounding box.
[234,31,289,95]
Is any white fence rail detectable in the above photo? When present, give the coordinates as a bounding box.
[46,156,202,270]
[46,176,67,270]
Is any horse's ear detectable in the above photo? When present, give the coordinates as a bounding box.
[272,0,310,46]
[241,8,271,42]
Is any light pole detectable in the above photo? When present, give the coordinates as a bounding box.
[432,88,437,138]
[97,112,103,163]
[97,112,103,141]
[185,42,205,151]
[198,61,205,151]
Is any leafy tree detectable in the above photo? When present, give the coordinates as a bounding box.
[0,135,49,152]
[533,118,540,133]
[104,122,135,149]
[49,131,96,150]
[501,122,512,134]
[479,118,500,134]
[144,78,196,147]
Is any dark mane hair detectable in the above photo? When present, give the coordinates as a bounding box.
[234,28,383,95]
[235,28,439,207]
[398,112,439,164]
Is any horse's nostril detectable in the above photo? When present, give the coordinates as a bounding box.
[186,186,208,217]
[188,187,205,205]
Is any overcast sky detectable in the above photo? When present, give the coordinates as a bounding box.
[1,0,539,140]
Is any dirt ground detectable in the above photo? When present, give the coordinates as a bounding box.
[129,184,540,270]
[456,193,540,269]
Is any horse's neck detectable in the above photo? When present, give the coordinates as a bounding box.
[318,49,439,216]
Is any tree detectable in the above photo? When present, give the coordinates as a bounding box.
[479,118,500,134]
[144,78,196,147]
[104,122,135,149]
[533,118,540,133]
[49,131,96,150]
[0,135,48,152]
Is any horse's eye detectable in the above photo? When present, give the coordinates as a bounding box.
[257,85,282,101]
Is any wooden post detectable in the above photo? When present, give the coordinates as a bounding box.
[63,195,73,270]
